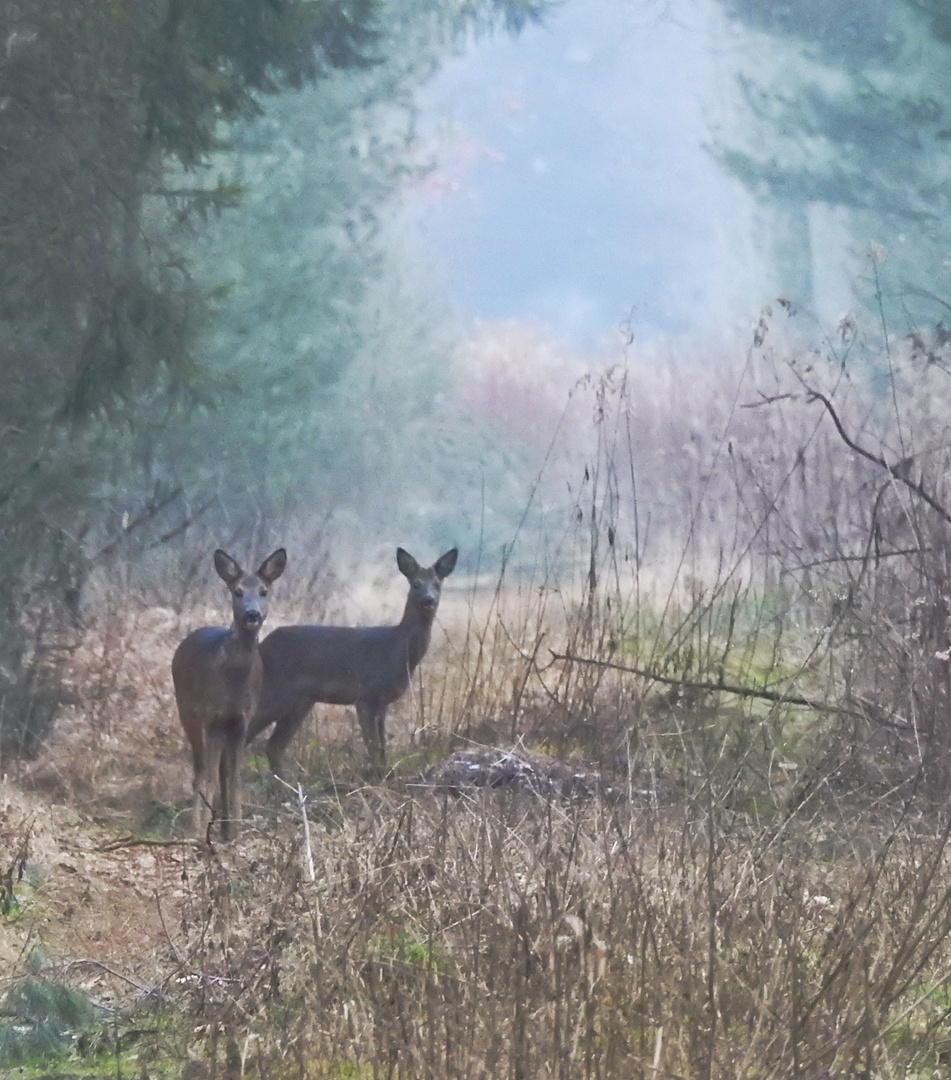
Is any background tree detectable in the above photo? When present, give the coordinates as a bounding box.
[710,0,951,327]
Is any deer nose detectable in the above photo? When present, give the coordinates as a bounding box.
[244,609,262,624]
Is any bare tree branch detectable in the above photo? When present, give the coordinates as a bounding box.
[94,485,184,561]
[146,494,217,551]
[805,387,951,526]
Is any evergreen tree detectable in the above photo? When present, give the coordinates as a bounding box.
[711,0,951,325]
[179,0,479,512]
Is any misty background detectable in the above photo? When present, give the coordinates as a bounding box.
[402,0,767,345]
[2,0,950,748]
[404,0,948,347]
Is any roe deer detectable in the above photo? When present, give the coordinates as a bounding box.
[173,547,287,840]
[247,547,458,776]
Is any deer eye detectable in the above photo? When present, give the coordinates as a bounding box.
[260,587,269,597]
[234,588,244,598]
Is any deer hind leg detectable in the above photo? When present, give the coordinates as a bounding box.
[246,689,275,744]
[356,700,387,777]
[265,703,312,778]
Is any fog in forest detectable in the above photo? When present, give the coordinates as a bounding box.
[3,0,946,605]
[1,0,947,700]
[402,0,766,345]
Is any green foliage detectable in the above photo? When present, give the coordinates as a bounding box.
[0,0,383,423]
[172,0,546,531]
[371,927,453,972]
[911,0,951,45]
[0,0,388,758]
[140,0,383,167]
[712,0,951,322]
[0,0,546,427]
[0,976,95,1066]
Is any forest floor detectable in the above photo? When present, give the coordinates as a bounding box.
[1,586,569,1019]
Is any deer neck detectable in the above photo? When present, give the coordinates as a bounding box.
[226,621,260,660]
[400,600,435,671]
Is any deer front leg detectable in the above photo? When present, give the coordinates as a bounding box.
[218,728,243,842]
[356,699,387,777]
[195,728,224,841]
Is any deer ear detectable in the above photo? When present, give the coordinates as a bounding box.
[396,548,420,579]
[258,547,287,584]
[435,548,458,579]
[214,550,243,586]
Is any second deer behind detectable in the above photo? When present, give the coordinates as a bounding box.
[247,547,458,776]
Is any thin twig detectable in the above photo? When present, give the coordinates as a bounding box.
[273,774,318,882]
[63,959,156,996]
[298,783,316,883]
[147,494,218,550]
[93,485,183,561]
[787,547,926,572]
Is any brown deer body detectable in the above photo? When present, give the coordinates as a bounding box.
[173,548,286,840]
[247,547,457,775]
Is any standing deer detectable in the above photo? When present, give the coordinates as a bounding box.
[247,547,458,776]
[173,548,287,840]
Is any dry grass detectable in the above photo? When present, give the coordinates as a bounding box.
[2,555,951,1079]
[8,768,946,1079]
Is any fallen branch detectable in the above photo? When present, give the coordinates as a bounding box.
[98,836,196,852]
[549,649,862,718]
[63,958,156,997]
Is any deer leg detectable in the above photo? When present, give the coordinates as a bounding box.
[218,727,243,842]
[355,699,375,763]
[264,704,312,778]
[375,707,388,773]
[246,690,275,744]
[186,719,209,838]
[356,700,386,776]
[195,727,224,841]
[186,717,204,798]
